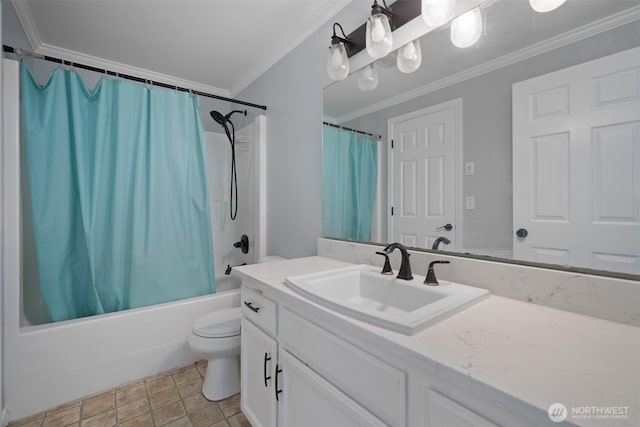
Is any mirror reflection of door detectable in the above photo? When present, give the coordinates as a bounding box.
[389,99,461,251]
[513,47,640,274]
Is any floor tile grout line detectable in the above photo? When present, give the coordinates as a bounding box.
[12,360,248,427]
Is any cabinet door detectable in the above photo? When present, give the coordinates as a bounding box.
[278,350,387,427]
[241,318,278,427]
[425,389,499,427]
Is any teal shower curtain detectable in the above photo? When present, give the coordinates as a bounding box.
[21,62,216,322]
[322,124,378,241]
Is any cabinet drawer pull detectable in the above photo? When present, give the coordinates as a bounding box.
[263,353,272,387]
[244,301,260,313]
[275,364,283,402]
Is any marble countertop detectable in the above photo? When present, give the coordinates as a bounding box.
[234,256,640,427]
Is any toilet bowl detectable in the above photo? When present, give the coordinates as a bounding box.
[188,307,241,401]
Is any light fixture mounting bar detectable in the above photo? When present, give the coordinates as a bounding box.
[345,0,422,58]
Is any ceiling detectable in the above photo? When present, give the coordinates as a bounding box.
[324,0,640,121]
[12,0,351,97]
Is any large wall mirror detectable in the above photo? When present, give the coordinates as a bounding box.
[322,0,640,278]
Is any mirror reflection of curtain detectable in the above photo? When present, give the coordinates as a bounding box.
[21,62,216,322]
[322,124,378,241]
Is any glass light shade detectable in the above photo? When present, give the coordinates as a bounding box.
[397,40,422,73]
[529,0,567,13]
[327,42,350,80]
[422,0,456,28]
[377,50,398,68]
[357,64,378,91]
[450,7,483,48]
[366,13,393,59]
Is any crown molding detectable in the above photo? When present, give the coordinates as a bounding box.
[229,0,351,97]
[11,0,230,96]
[11,0,41,50]
[35,43,231,97]
[335,5,640,124]
[322,115,338,124]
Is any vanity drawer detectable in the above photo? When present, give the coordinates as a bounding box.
[280,307,406,427]
[241,285,277,336]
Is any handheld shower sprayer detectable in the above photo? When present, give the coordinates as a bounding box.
[209,109,247,220]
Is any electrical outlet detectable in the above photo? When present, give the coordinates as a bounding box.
[465,162,475,175]
[466,196,475,210]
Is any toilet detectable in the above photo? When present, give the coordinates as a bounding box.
[189,256,286,401]
[188,307,241,401]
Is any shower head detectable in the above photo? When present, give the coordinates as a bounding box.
[210,110,227,126]
[210,110,247,143]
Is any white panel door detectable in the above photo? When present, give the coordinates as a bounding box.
[390,99,461,250]
[513,47,640,274]
[241,318,278,427]
[277,350,387,427]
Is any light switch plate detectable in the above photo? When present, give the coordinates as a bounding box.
[466,196,475,210]
[465,162,475,175]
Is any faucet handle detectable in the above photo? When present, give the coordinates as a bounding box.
[424,260,450,286]
[375,252,394,275]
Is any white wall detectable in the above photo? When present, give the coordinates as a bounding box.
[205,128,256,275]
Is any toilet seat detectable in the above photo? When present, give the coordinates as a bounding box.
[192,308,241,338]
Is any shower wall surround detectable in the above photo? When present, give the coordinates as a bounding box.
[318,238,640,327]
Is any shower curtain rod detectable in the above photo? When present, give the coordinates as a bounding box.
[323,122,382,140]
[2,44,267,111]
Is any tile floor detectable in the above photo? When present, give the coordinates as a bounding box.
[8,360,250,427]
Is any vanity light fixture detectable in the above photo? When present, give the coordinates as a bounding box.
[366,0,394,59]
[327,23,353,81]
[422,0,456,28]
[397,39,422,73]
[326,0,571,84]
[529,0,567,13]
[357,63,379,91]
[450,6,483,48]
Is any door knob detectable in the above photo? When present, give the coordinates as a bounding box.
[436,223,453,231]
[516,228,528,238]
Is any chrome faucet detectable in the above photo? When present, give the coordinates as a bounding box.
[383,243,413,280]
[432,237,451,250]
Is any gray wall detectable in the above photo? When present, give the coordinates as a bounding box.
[236,14,340,258]
[342,21,640,252]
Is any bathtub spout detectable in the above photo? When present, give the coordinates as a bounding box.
[224,263,247,275]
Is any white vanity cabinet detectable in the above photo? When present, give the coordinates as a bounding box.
[277,350,387,427]
[423,390,499,427]
[240,283,394,427]
[241,318,277,427]
[240,285,279,427]
[241,281,507,427]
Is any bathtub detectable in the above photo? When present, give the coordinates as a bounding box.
[2,59,270,421]
[5,274,241,420]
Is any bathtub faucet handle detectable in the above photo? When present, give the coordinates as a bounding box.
[233,234,249,254]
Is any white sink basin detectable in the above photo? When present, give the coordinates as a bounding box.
[284,265,489,335]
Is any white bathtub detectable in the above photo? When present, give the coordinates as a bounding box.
[5,275,241,420]
[2,60,268,421]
